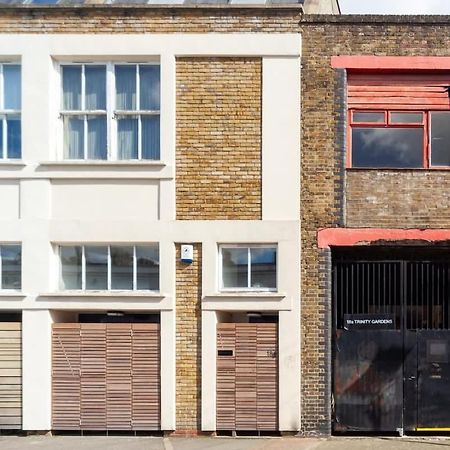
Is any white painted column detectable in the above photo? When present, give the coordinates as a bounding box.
[201,310,218,431]
[22,309,52,430]
[262,56,301,221]
[278,309,301,431]
[160,309,176,430]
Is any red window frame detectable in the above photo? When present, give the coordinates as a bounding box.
[346,109,450,169]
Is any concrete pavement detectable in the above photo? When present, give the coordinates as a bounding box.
[1,436,450,450]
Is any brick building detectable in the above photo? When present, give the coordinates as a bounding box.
[0,0,313,436]
[2,1,450,438]
[301,15,450,435]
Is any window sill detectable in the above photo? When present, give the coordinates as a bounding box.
[204,292,285,299]
[346,167,450,171]
[40,291,164,299]
[39,160,166,168]
[0,292,25,297]
[0,161,26,167]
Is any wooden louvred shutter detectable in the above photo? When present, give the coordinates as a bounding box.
[216,324,236,430]
[0,322,22,430]
[52,324,80,430]
[106,323,132,430]
[235,324,258,431]
[131,323,160,430]
[53,322,160,431]
[80,324,107,430]
[256,323,278,430]
[348,72,450,110]
[216,323,278,431]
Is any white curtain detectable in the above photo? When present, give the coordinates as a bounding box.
[117,117,138,159]
[140,65,160,111]
[62,66,81,110]
[142,116,160,159]
[64,116,84,159]
[85,65,106,110]
[115,65,136,110]
[87,116,107,159]
[3,65,21,110]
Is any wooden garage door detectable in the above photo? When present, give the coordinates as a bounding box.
[217,323,278,431]
[0,322,21,430]
[52,323,160,431]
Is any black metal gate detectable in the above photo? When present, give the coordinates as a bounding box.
[333,251,450,433]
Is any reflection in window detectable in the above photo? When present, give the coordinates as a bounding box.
[60,244,159,291]
[352,128,423,168]
[431,112,450,167]
[1,245,21,290]
[221,246,277,290]
[1,64,21,159]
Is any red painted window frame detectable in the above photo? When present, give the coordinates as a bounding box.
[347,109,450,170]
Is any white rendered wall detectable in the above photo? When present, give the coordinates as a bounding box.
[0,33,302,432]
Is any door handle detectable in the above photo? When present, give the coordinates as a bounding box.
[408,376,416,381]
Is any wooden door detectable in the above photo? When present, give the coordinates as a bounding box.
[52,322,160,431]
[0,322,21,430]
[216,323,278,431]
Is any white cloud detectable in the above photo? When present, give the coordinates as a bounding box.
[340,0,450,15]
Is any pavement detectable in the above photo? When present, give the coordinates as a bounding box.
[2,436,450,450]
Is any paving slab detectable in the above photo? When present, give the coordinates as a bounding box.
[2,435,450,450]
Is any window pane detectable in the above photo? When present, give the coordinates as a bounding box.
[115,65,136,110]
[250,248,276,289]
[85,65,106,110]
[390,112,423,124]
[4,65,21,110]
[60,246,82,290]
[62,66,81,110]
[87,116,107,160]
[85,246,108,290]
[431,112,450,167]
[6,116,21,159]
[117,117,138,159]
[353,112,385,123]
[140,65,160,110]
[222,248,248,288]
[64,116,84,159]
[111,246,133,290]
[136,246,159,290]
[352,128,424,168]
[142,116,160,160]
[0,119,3,157]
[1,245,21,289]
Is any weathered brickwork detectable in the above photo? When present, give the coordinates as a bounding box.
[0,7,300,33]
[175,243,202,433]
[347,171,450,228]
[176,57,262,220]
[299,16,450,435]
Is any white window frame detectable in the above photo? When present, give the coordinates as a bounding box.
[0,244,22,291]
[59,244,159,292]
[0,63,21,160]
[218,244,277,292]
[59,61,160,161]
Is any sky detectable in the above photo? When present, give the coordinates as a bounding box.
[339,0,450,15]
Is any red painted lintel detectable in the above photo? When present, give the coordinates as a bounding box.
[318,228,450,249]
[331,55,450,70]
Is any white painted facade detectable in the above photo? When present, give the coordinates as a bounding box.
[0,33,301,432]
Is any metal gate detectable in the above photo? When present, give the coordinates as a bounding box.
[52,323,160,431]
[216,323,278,431]
[333,253,450,433]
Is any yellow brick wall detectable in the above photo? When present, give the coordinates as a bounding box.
[176,57,262,220]
[175,244,202,432]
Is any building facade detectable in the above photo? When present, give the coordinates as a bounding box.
[301,15,450,435]
[0,4,304,435]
